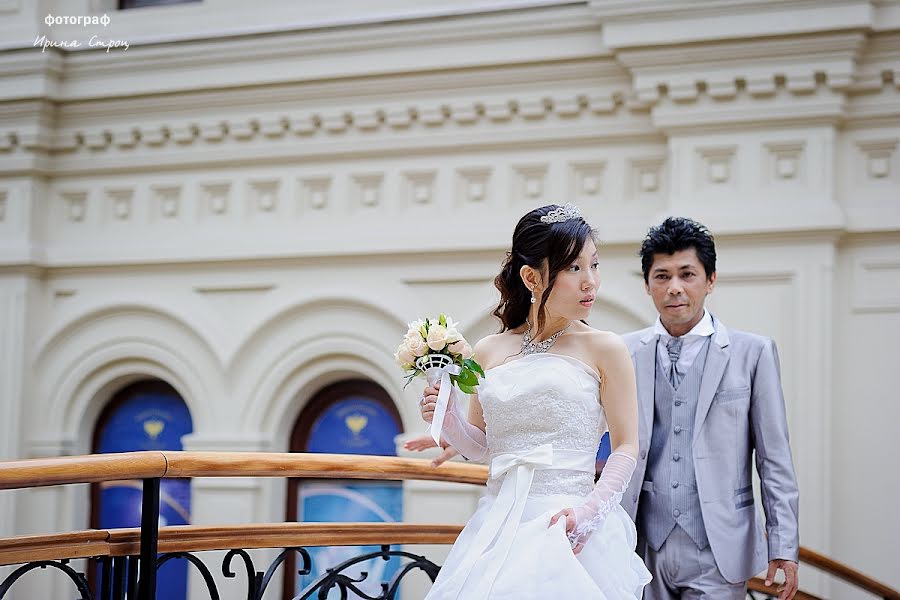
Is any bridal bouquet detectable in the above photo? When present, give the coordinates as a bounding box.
[395,314,484,443]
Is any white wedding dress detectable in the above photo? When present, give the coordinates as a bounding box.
[425,353,651,599]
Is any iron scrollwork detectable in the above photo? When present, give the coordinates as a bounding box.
[0,559,92,600]
[291,545,440,600]
[0,544,439,600]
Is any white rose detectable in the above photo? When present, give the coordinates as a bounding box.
[408,335,428,357]
[407,319,425,337]
[449,339,466,355]
[426,324,449,351]
[446,327,462,343]
[395,342,415,366]
[461,342,474,360]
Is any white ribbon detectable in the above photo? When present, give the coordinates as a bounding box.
[489,444,554,479]
[441,444,554,598]
[427,363,461,446]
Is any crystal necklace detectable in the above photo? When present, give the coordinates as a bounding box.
[521,320,572,355]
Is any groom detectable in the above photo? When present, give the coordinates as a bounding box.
[623,217,799,599]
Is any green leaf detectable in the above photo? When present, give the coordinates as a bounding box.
[439,314,447,327]
[458,383,477,395]
[464,358,485,377]
[457,369,478,387]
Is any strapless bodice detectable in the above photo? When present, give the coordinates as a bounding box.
[477,353,606,496]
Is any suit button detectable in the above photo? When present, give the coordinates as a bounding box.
[674,426,682,434]
[632,495,637,502]
[675,401,683,406]
[673,453,680,462]
[672,481,679,488]
[673,509,681,518]
[640,451,647,460]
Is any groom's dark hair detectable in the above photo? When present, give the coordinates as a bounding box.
[639,217,716,283]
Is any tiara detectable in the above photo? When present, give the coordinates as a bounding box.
[540,203,582,224]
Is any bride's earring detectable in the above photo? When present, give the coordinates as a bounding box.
[530,290,536,304]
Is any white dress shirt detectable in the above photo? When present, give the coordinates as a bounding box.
[653,309,715,376]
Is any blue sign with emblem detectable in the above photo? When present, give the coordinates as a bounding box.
[297,396,403,598]
[307,396,400,456]
[96,388,193,600]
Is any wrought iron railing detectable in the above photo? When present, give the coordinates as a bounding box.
[0,451,484,600]
[0,451,897,600]
[0,523,459,600]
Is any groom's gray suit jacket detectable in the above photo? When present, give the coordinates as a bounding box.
[621,316,800,584]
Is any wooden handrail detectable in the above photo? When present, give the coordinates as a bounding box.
[0,530,111,566]
[162,451,488,485]
[107,523,465,556]
[797,547,900,600]
[0,523,464,566]
[748,578,823,600]
[0,451,488,490]
[0,452,167,490]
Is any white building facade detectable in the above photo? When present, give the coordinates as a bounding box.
[1,1,899,598]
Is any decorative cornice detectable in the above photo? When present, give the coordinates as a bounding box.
[598,27,900,131]
[0,90,632,156]
[51,59,628,119]
[616,31,866,101]
[0,0,896,175]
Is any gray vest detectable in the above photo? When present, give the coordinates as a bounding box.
[638,337,711,551]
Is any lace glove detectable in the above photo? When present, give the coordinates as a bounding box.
[568,451,637,546]
[423,386,487,463]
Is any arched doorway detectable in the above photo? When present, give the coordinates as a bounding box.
[90,379,193,600]
[284,379,404,599]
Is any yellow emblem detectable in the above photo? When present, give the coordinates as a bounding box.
[345,414,368,435]
[143,419,165,440]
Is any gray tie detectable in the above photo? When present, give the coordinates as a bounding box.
[667,337,683,388]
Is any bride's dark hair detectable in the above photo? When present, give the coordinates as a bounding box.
[493,204,597,334]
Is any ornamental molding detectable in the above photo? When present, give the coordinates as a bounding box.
[1,74,898,162]
[0,1,898,168]
[619,31,869,104]
[0,91,635,156]
[7,79,895,162]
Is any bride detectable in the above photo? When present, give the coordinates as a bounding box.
[416,204,651,599]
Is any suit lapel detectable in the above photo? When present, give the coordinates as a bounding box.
[693,319,731,444]
[634,330,657,442]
